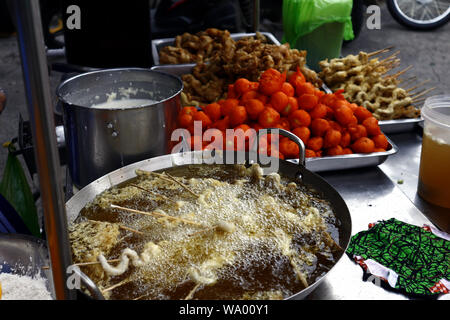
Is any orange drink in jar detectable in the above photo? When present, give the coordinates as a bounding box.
[418,95,450,208]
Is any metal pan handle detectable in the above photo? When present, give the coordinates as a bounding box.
[252,128,306,167]
[73,267,105,300]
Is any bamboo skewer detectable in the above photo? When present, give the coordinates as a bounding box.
[133,294,149,301]
[110,204,204,227]
[119,225,145,236]
[43,258,122,269]
[377,50,400,65]
[380,67,396,76]
[102,279,130,294]
[165,172,199,198]
[323,232,343,251]
[380,59,400,70]
[406,79,431,93]
[378,59,403,74]
[412,100,426,106]
[288,258,309,288]
[397,76,417,85]
[188,226,216,237]
[381,50,399,60]
[87,218,144,236]
[136,169,174,184]
[136,169,199,198]
[389,65,413,79]
[411,87,436,100]
[412,96,427,103]
[129,183,175,203]
[367,46,394,57]
[378,63,396,73]
[412,99,426,106]
[73,259,121,267]
[384,64,400,74]
[184,283,201,300]
[377,58,398,69]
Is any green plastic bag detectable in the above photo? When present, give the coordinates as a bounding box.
[282,0,355,45]
[0,143,40,237]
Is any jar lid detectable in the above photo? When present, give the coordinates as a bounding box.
[421,95,450,129]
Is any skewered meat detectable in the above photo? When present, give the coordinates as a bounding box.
[319,51,421,120]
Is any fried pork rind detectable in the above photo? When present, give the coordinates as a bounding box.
[319,51,420,120]
[159,28,322,105]
[159,28,235,65]
[180,33,321,104]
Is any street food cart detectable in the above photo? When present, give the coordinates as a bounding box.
[0,0,448,302]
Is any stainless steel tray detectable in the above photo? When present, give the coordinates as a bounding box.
[378,118,423,134]
[288,136,399,172]
[151,66,399,172]
[152,32,281,65]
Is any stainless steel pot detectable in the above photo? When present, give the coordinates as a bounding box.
[65,129,352,300]
[57,68,183,188]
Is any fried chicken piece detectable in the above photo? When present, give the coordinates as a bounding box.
[161,29,322,104]
[160,28,234,64]
[181,35,321,103]
[159,46,195,64]
[182,73,226,103]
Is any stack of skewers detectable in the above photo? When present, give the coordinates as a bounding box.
[319,47,435,120]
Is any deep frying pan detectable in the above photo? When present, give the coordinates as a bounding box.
[65,129,352,300]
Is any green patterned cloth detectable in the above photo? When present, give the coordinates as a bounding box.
[347,218,450,296]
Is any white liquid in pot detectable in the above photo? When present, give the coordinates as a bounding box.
[91,99,157,109]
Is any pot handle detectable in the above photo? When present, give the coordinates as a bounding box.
[72,267,106,300]
[252,128,306,167]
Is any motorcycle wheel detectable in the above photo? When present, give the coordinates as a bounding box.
[387,0,450,30]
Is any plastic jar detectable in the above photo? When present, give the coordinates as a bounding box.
[418,95,450,208]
